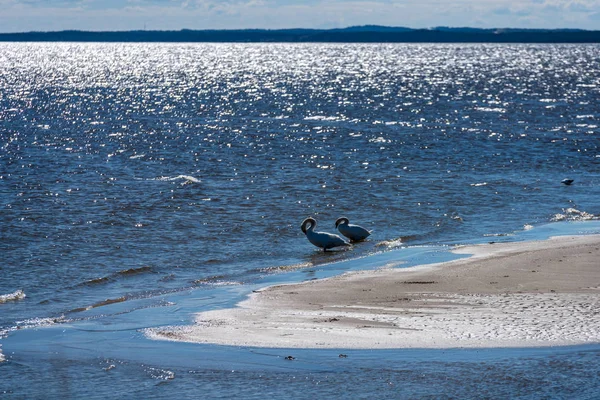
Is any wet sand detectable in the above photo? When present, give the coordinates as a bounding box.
[151,235,600,348]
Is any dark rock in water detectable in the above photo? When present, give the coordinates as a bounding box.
[561,179,574,185]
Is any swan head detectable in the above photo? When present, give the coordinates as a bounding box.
[301,217,317,234]
[335,217,349,228]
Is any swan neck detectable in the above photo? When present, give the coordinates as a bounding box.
[302,218,317,233]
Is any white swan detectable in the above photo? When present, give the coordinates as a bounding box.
[301,217,350,251]
[335,217,371,242]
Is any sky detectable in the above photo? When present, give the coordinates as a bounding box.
[0,0,599,33]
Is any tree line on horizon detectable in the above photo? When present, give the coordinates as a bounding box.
[1,26,599,43]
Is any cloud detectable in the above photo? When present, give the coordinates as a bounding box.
[541,0,600,12]
[1,0,599,32]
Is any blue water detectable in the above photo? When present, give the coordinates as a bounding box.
[1,42,600,398]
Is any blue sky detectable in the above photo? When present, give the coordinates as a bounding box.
[1,0,599,32]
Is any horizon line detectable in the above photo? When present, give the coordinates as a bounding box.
[2,25,599,35]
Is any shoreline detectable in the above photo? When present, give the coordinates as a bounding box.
[150,234,600,349]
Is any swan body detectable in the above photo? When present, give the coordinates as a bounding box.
[335,217,371,242]
[301,217,350,251]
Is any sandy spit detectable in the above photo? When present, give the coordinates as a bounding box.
[149,235,600,349]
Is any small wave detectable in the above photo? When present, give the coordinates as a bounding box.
[376,238,404,248]
[552,208,597,222]
[369,137,390,144]
[0,346,4,362]
[193,274,227,284]
[304,115,343,122]
[193,274,243,286]
[81,276,111,286]
[75,267,152,288]
[154,175,201,183]
[260,262,313,273]
[69,296,127,313]
[1,316,68,340]
[118,266,152,276]
[0,290,26,304]
[194,279,242,287]
[92,296,126,307]
[103,364,116,371]
[376,235,418,249]
[146,366,175,381]
[159,274,176,282]
[474,107,506,113]
[483,232,512,237]
[12,316,68,332]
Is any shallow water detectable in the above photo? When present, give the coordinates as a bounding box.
[1,43,600,398]
[2,221,600,399]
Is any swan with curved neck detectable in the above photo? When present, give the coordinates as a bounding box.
[335,217,371,242]
[301,217,350,251]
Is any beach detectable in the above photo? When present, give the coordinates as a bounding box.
[153,234,600,349]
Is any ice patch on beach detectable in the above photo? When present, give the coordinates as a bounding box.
[552,208,597,222]
[0,290,25,304]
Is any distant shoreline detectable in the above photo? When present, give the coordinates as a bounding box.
[1,26,600,43]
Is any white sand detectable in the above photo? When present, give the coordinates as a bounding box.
[148,235,600,349]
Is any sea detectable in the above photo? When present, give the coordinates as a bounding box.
[1,42,600,398]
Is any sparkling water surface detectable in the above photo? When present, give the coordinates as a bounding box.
[1,43,600,398]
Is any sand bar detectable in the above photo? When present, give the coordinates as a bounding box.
[150,235,600,348]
